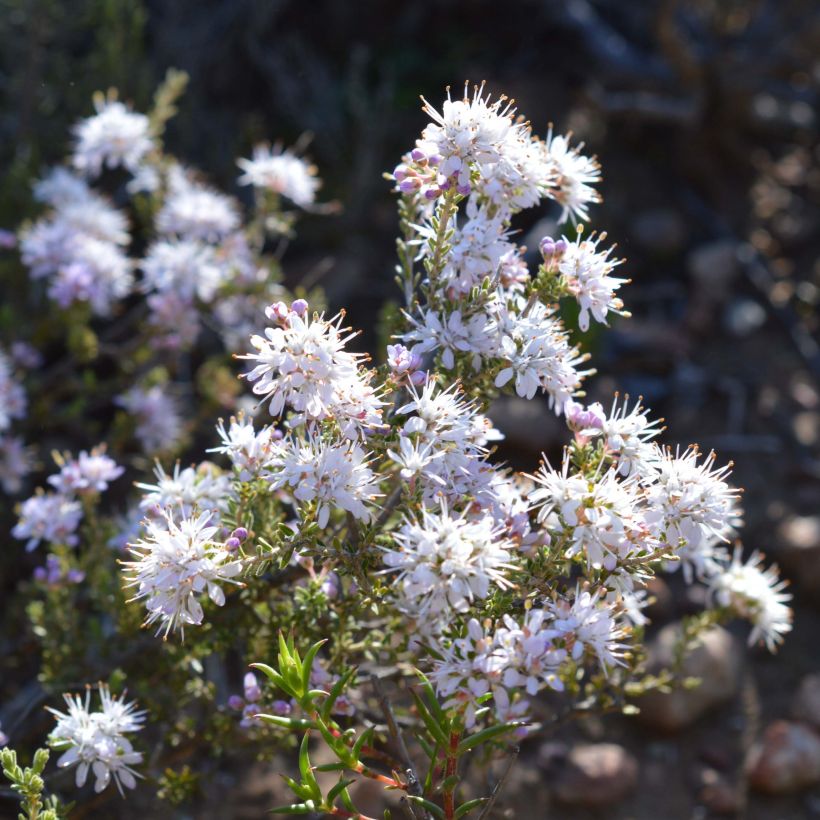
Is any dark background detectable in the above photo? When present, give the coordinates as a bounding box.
[1,1,819,817]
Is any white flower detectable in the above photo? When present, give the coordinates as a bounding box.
[565,396,663,476]
[558,232,628,331]
[146,291,201,350]
[644,446,740,581]
[545,130,601,223]
[122,511,243,637]
[12,492,83,551]
[420,84,527,190]
[529,453,649,571]
[116,385,184,453]
[708,548,792,651]
[237,144,320,207]
[48,446,124,495]
[48,684,145,795]
[141,239,226,303]
[72,99,154,177]
[208,414,281,480]
[33,167,93,207]
[156,166,240,242]
[415,205,514,296]
[548,588,627,670]
[401,308,491,371]
[47,237,133,315]
[0,435,34,494]
[136,461,234,525]
[0,352,26,432]
[239,305,381,431]
[381,503,516,621]
[264,432,380,529]
[492,299,590,408]
[387,436,445,484]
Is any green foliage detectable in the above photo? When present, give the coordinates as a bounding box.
[1,747,69,820]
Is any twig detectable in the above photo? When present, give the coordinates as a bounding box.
[477,745,519,820]
[374,483,403,530]
[370,675,429,820]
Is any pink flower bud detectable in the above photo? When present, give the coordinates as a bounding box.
[393,164,409,182]
[265,301,289,323]
[290,298,308,317]
[399,177,422,193]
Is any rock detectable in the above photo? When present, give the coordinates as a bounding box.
[723,298,767,337]
[776,515,820,594]
[747,721,820,794]
[488,395,565,453]
[695,767,743,815]
[793,675,820,730]
[631,209,687,254]
[644,576,675,623]
[635,623,742,732]
[550,743,639,807]
[687,240,741,301]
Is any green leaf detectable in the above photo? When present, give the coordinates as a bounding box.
[321,667,357,722]
[301,640,328,695]
[457,723,520,755]
[352,727,374,761]
[257,715,315,731]
[406,796,445,819]
[413,670,446,722]
[454,798,487,818]
[297,733,322,804]
[438,775,460,792]
[327,776,356,803]
[409,689,448,747]
[250,663,289,694]
[314,763,347,773]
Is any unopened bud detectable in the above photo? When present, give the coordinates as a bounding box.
[290,298,308,317]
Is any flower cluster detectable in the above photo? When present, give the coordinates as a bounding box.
[0,349,32,494]
[13,446,123,552]
[122,511,243,638]
[47,685,144,795]
[21,167,133,316]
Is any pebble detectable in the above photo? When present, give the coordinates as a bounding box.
[635,624,742,732]
[776,515,820,594]
[687,240,741,301]
[695,766,743,815]
[631,208,687,254]
[550,743,639,807]
[793,675,820,730]
[747,721,820,794]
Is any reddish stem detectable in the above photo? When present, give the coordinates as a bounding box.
[443,730,461,819]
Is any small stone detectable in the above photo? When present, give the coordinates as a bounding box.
[776,515,820,594]
[551,743,639,807]
[747,721,820,794]
[695,767,743,815]
[723,298,767,337]
[793,675,820,730]
[644,576,675,623]
[631,209,687,254]
[488,395,565,453]
[687,240,741,301]
[635,624,742,732]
